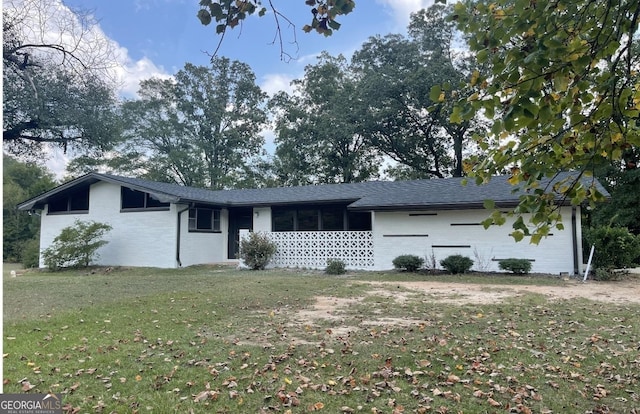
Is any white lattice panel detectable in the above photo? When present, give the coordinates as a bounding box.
[267,231,374,269]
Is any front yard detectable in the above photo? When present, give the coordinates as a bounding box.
[3,264,639,413]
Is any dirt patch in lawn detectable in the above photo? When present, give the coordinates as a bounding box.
[290,278,640,337]
[365,278,640,305]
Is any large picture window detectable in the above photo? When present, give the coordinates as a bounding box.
[121,187,169,211]
[189,208,221,232]
[48,187,90,214]
[272,205,370,232]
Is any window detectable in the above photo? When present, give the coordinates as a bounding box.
[322,207,345,230]
[347,211,371,231]
[297,208,319,231]
[273,209,295,231]
[271,205,371,232]
[189,208,221,232]
[48,187,90,214]
[121,187,169,211]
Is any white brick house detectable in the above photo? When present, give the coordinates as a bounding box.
[17,172,608,274]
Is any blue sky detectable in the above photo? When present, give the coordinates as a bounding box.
[59,0,435,97]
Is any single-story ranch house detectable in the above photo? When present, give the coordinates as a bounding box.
[17,172,608,274]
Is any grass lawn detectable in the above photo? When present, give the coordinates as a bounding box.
[3,264,639,413]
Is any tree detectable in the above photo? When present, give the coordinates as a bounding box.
[589,151,640,234]
[270,52,380,184]
[3,66,122,158]
[3,155,56,263]
[98,59,268,189]
[3,0,121,159]
[352,5,483,179]
[449,0,639,240]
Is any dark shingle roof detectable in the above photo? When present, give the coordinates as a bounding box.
[17,171,610,211]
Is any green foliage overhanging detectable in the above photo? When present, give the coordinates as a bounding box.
[447,0,639,241]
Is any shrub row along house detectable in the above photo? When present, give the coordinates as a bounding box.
[17,172,608,274]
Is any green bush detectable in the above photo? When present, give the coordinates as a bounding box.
[325,259,346,275]
[592,267,623,281]
[239,232,277,270]
[41,220,112,271]
[21,237,41,269]
[498,258,532,274]
[440,254,474,274]
[392,255,424,272]
[583,226,640,269]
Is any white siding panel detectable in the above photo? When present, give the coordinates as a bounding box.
[373,207,578,275]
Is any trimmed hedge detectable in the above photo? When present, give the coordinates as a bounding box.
[392,255,424,272]
[498,258,532,274]
[440,254,474,274]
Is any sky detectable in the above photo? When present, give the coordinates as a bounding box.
[7,0,437,176]
[56,0,435,96]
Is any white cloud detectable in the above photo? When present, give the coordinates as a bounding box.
[376,0,436,27]
[260,73,295,97]
[44,148,70,180]
[5,0,171,98]
[110,47,172,98]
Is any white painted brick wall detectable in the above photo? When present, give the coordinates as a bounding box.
[178,207,227,266]
[373,207,581,275]
[252,207,271,232]
[38,181,582,274]
[39,182,226,268]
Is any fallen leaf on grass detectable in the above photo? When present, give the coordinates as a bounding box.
[21,381,35,391]
[193,390,219,402]
[487,397,501,407]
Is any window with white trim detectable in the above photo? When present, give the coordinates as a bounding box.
[188,208,221,232]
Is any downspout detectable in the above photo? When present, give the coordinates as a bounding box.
[176,205,191,267]
[571,207,579,276]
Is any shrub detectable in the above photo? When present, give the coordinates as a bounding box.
[239,232,277,270]
[21,237,41,269]
[592,267,623,281]
[393,255,424,272]
[440,254,474,274]
[325,259,346,275]
[498,258,532,274]
[583,226,640,269]
[41,220,112,271]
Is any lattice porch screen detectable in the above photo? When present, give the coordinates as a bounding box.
[267,231,374,269]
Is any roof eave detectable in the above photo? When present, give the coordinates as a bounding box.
[16,172,183,211]
[348,201,523,212]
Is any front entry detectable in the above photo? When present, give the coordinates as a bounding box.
[228,207,253,259]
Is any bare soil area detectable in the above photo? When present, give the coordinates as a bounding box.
[366,278,640,305]
[291,278,640,337]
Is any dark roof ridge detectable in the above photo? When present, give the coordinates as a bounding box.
[17,170,609,212]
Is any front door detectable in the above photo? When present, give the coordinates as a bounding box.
[228,207,253,259]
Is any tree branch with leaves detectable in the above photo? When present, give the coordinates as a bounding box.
[446,0,639,241]
[197,0,355,60]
